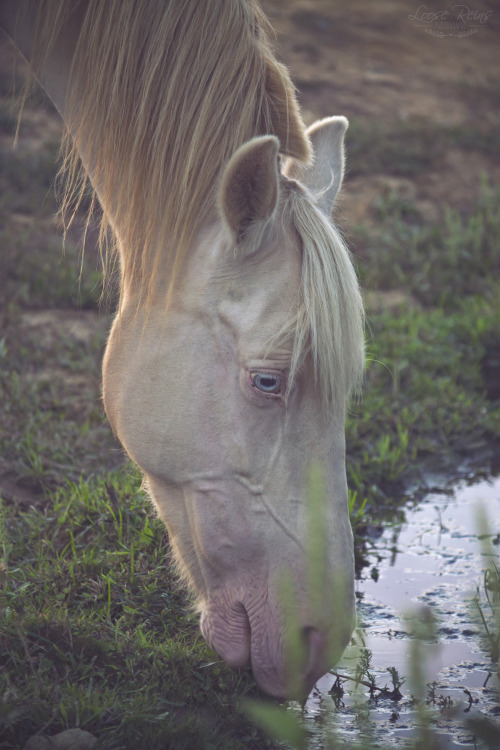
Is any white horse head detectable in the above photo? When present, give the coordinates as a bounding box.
[103,118,364,698]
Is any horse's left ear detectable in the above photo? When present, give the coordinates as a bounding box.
[219,135,280,249]
[284,116,348,216]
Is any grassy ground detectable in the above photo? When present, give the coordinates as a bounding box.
[347,176,500,517]
[1,28,500,750]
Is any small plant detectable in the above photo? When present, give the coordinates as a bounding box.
[355,648,377,695]
[330,657,405,704]
[461,509,500,750]
[472,508,500,665]
[385,666,405,700]
[348,489,367,528]
[474,562,500,663]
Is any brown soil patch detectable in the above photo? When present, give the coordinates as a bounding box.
[264,0,498,123]
[262,0,499,223]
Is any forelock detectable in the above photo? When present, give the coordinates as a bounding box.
[278,182,365,409]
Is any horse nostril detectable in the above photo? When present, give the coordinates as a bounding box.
[301,626,314,650]
[301,626,320,650]
[301,626,328,675]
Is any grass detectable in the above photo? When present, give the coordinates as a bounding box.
[0,311,115,492]
[1,56,500,749]
[356,177,500,308]
[0,474,270,749]
[347,295,500,501]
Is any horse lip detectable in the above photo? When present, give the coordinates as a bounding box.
[200,600,251,669]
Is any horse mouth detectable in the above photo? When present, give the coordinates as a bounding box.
[200,597,336,700]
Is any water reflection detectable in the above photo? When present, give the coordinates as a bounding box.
[303,475,500,748]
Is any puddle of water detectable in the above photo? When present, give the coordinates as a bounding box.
[302,475,500,748]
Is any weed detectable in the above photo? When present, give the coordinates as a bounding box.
[386,667,405,699]
[348,489,368,527]
[472,507,500,664]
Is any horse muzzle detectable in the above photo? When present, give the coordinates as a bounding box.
[200,585,354,700]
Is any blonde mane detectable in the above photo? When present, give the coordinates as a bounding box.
[28,0,311,307]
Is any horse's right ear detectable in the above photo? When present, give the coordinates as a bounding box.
[219,136,280,249]
[284,116,348,216]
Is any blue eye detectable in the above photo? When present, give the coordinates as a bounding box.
[251,372,282,394]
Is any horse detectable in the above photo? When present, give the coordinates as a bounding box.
[1,0,364,699]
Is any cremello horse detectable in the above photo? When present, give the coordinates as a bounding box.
[1,0,364,699]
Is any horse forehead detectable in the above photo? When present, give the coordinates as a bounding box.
[177,220,301,330]
[217,238,301,339]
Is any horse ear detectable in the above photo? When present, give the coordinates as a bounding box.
[219,135,280,247]
[284,116,348,216]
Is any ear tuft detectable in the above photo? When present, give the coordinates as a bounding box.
[219,136,280,245]
[284,116,348,216]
